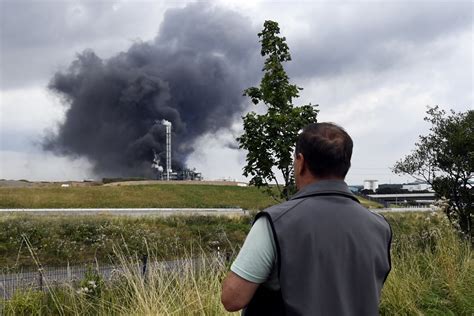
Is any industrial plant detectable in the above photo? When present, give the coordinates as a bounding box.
[151,120,202,181]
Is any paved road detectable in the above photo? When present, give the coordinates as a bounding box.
[0,208,246,216]
[0,207,434,216]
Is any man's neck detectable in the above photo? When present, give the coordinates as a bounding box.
[297,176,344,191]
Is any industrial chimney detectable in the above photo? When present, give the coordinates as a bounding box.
[161,120,172,181]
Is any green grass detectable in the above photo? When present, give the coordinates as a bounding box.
[0,183,380,209]
[380,212,473,315]
[0,184,273,210]
[1,211,472,315]
[0,214,251,270]
[359,197,384,209]
[1,252,236,315]
[0,184,379,269]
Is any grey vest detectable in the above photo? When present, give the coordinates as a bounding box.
[245,180,392,316]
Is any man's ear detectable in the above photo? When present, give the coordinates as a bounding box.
[295,153,306,175]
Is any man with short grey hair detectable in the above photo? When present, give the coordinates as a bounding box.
[221,122,392,315]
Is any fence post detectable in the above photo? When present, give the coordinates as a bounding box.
[38,268,44,291]
[141,254,148,278]
[67,261,71,282]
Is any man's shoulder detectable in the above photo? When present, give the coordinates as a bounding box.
[367,210,392,234]
[259,198,306,222]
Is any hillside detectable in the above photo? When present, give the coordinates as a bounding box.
[0,183,381,210]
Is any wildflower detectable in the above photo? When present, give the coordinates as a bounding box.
[77,287,90,294]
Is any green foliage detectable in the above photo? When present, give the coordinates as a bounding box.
[2,290,45,315]
[1,212,472,315]
[0,214,251,270]
[393,106,473,243]
[1,254,236,315]
[238,20,318,201]
[77,266,104,300]
[380,212,474,315]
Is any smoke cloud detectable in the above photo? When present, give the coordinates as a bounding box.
[43,4,257,178]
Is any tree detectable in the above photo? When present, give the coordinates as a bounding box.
[237,20,318,201]
[393,106,473,243]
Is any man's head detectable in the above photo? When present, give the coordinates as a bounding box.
[294,122,353,189]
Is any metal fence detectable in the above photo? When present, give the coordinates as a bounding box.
[0,263,119,299]
[0,255,230,300]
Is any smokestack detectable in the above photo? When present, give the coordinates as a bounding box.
[161,119,172,180]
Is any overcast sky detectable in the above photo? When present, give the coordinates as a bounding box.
[0,0,472,185]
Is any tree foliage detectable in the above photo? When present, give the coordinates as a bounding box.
[237,20,318,201]
[393,106,473,242]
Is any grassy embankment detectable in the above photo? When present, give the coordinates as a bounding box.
[0,212,472,315]
[0,214,251,269]
[0,183,379,209]
[0,201,382,268]
[0,183,380,268]
[7,185,468,314]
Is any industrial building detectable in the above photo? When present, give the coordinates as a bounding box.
[151,120,202,181]
[363,179,379,191]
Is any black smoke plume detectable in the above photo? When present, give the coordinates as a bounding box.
[43,4,257,178]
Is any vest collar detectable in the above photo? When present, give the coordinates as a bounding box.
[290,179,356,201]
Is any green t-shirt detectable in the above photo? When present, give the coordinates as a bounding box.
[231,216,280,290]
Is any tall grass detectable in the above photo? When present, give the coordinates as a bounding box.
[1,212,472,315]
[1,248,236,315]
[380,212,473,315]
[109,253,232,315]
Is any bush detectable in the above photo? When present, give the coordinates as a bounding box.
[0,214,251,270]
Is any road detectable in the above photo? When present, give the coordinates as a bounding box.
[0,208,246,216]
[0,207,434,216]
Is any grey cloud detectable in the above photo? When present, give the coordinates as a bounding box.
[1,0,142,50]
[1,1,101,89]
[286,2,473,79]
[0,0,169,89]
